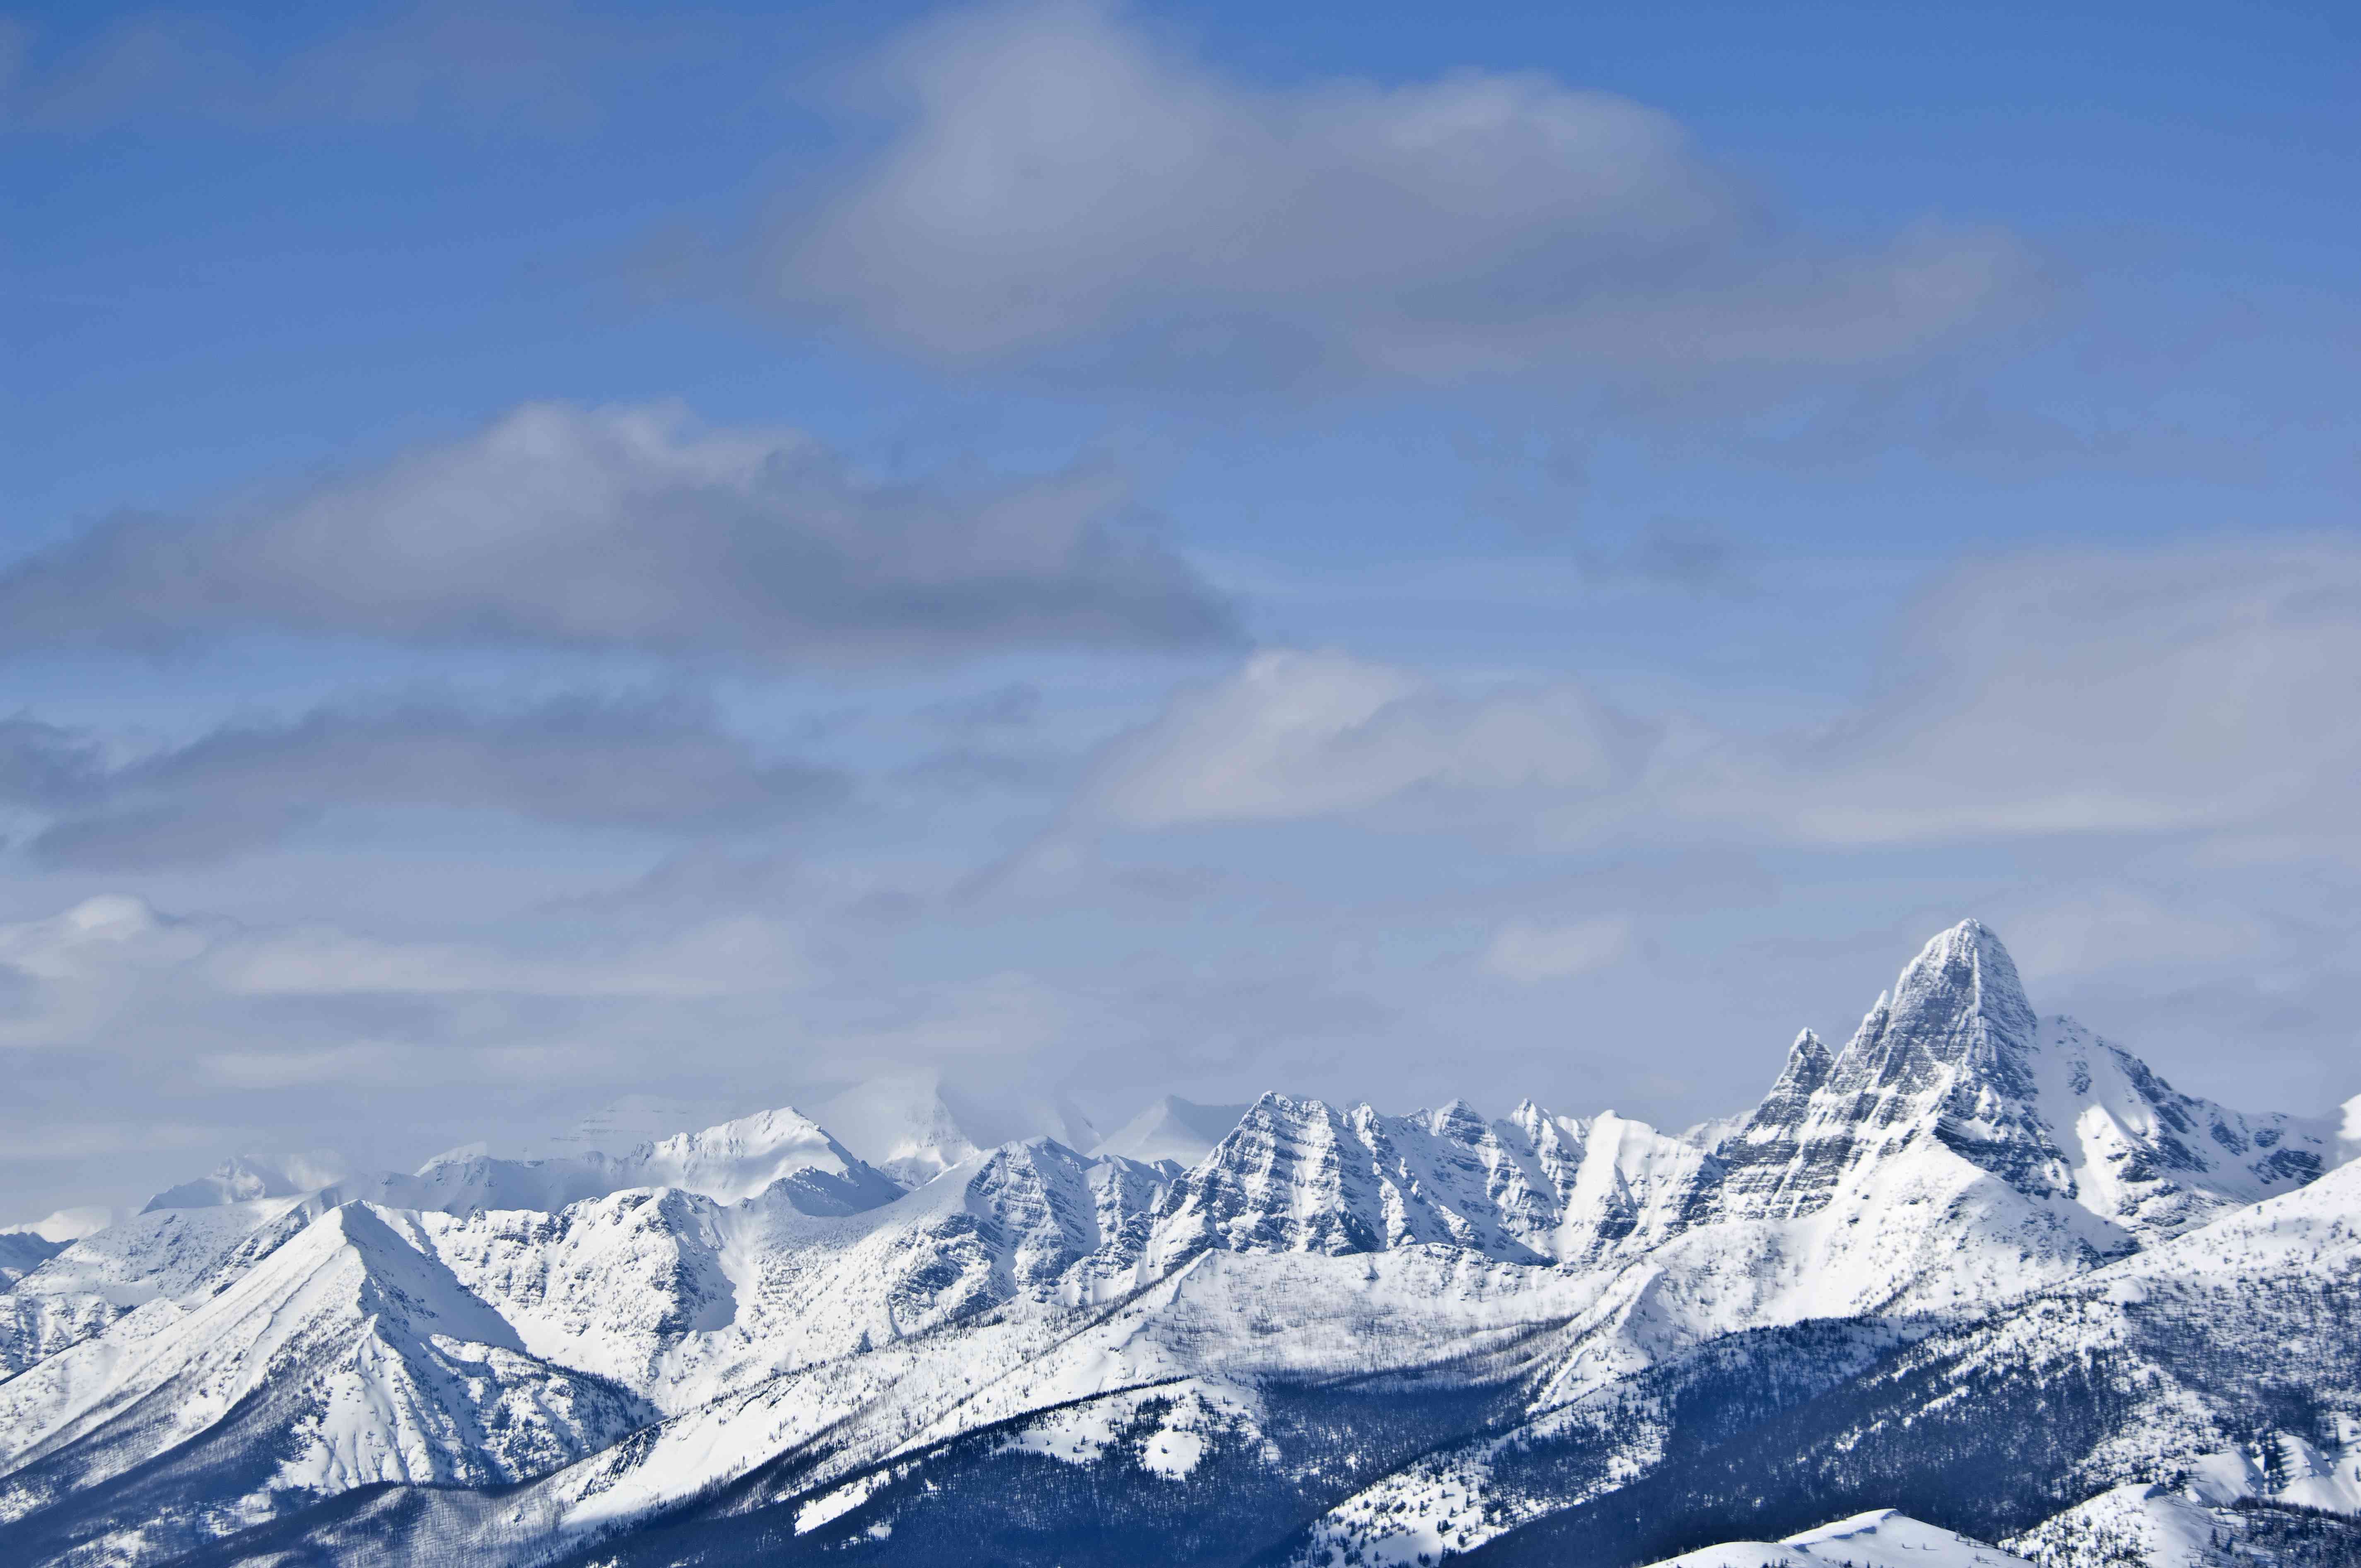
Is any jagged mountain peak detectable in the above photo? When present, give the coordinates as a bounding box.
[1700,920,2330,1259]
[1835,918,2039,1086]
[1760,1029,1835,1109]
[377,1102,905,1218]
[5,915,2349,1568]
[1419,1098,1490,1136]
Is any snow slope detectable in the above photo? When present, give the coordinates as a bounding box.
[0,919,2351,1568]
[1647,1510,2036,1568]
[0,1204,650,1565]
[380,1104,904,1216]
[0,1192,348,1377]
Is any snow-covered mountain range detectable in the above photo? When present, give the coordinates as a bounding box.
[1,920,2354,1568]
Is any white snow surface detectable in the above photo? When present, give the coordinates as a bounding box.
[0,1202,649,1537]
[1648,1510,2036,1568]
[2004,1424,2361,1568]
[2,919,2355,1568]
[381,1102,903,1216]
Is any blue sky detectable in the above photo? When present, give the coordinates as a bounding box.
[4,0,2358,1220]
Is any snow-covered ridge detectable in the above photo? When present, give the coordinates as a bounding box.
[1698,920,2329,1245]
[379,1102,906,1218]
[0,919,2352,1568]
[2007,1428,2361,1568]
[1646,1510,2037,1568]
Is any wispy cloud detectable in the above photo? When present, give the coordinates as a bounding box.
[1070,541,2361,853]
[3,691,846,868]
[0,402,1236,665]
[759,1,2039,391]
[1080,649,1649,828]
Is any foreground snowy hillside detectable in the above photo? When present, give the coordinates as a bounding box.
[0,921,2352,1568]
[1643,1509,2037,1568]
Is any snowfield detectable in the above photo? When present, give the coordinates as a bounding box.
[0,920,2354,1568]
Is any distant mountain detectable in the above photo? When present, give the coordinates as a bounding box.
[0,920,2352,1568]
[379,1104,906,1216]
[0,1233,62,1288]
[1090,1095,1252,1168]
[1642,1509,2037,1568]
[140,1152,365,1212]
[810,1072,986,1188]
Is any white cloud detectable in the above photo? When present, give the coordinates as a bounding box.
[0,890,828,1211]
[0,895,207,980]
[0,896,214,1049]
[209,914,810,999]
[1084,543,2361,859]
[1620,542,2361,849]
[1482,917,1634,982]
[7,692,849,870]
[0,402,1233,665]
[1083,649,1642,827]
[767,1,2033,386]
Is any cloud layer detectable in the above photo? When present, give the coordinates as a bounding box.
[1083,649,1647,827]
[2,692,843,867]
[0,403,1234,664]
[768,1,2035,387]
[1077,541,2361,852]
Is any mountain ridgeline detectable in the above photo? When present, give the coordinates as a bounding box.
[0,921,2353,1568]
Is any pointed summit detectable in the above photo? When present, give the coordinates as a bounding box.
[1784,1028,1834,1085]
[1751,1030,1834,1129]
[1814,920,2071,1197]
[1837,919,2038,1088]
[1701,920,2071,1224]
